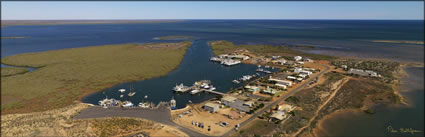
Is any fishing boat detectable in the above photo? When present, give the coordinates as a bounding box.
[118,89,126,93]
[122,101,134,107]
[128,92,136,96]
[170,97,176,110]
[138,102,150,108]
[173,83,190,92]
[232,80,240,84]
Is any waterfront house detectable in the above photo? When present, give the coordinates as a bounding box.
[269,76,292,86]
[272,59,287,65]
[221,96,237,106]
[203,102,220,113]
[228,54,250,60]
[244,86,261,94]
[263,86,278,95]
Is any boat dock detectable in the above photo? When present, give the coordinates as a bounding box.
[202,89,225,96]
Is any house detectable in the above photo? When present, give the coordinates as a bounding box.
[270,111,286,121]
[271,56,281,60]
[218,54,229,58]
[275,83,287,89]
[245,86,261,94]
[277,104,296,112]
[341,65,348,70]
[243,101,255,107]
[203,102,220,113]
[228,55,250,60]
[287,76,297,80]
[269,77,292,86]
[348,68,378,77]
[294,56,302,61]
[272,59,287,65]
[299,70,313,75]
[303,58,313,62]
[294,67,303,73]
[221,96,237,106]
[263,86,278,95]
[298,73,307,79]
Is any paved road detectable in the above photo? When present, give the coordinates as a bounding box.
[221,64,331,137]
[73,105,209,137]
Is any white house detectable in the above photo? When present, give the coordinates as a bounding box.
[287,76,297,80]
[221,96,237,106]
[294,56,302,61]
[203,102,220,113]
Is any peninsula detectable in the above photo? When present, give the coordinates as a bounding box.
[1,41,191,114]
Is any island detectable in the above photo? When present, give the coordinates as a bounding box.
[1,41,191,114]
[154,35,193,40]
[1,36,26,39]
[372,40,424,45]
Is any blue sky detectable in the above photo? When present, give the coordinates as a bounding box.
[1,2,424,20]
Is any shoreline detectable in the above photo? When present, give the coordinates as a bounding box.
[311,65,418,137]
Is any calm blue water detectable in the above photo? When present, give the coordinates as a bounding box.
[1,20,424,136]
[81,39,278,108]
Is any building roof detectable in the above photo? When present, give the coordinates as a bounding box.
[204,102,220,108]
[270,112,285,120]
[221,96,237,102]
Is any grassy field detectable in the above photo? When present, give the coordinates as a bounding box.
[1,67,29,77]
[232,119,277,137]
[208,40,335,60]
[1,41,191,114]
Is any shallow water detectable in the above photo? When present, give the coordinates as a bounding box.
[81,39,278,108]
[316,67,424,137]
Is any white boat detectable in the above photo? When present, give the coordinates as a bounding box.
[190,89,201,94]
[232,80,240,84]
[256,68,264,72]
[122,101,133,107]
[265,65,270,68]
[258,65,261,68]
[118,89,126,93]
[210,87,216,90]
[173,83,190,92]
[128,92,136,96]
[264,70,272,74]
[138,102,150,108]
[120,95,124,98]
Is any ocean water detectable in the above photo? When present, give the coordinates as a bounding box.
[1,20,424,136]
